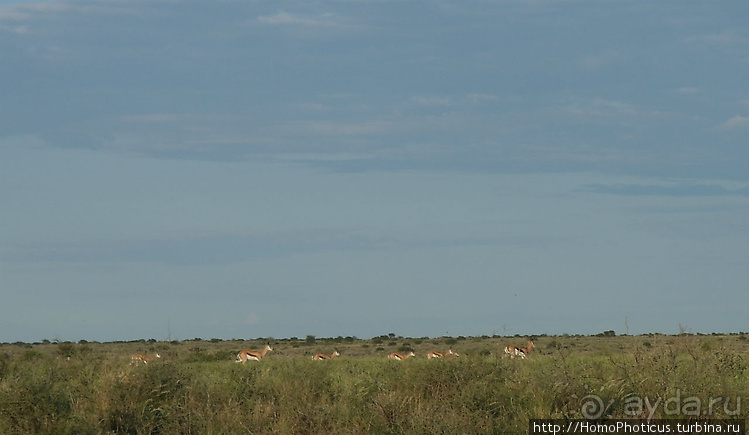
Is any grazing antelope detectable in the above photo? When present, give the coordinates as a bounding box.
[445,349,460,359]
[131,353,161,365]
[426,350,445,359]
[503,339,535,359]
[236,343,273,363]
[388,351,415,360]
[312,350,340,360]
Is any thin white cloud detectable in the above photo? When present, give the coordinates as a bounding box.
[674,87,699,95]
[0,2,119,23]
[0,3,57,34]
[465,93,500,104]
[719,115,749,130]
[685,31,748,45]
[412,96,452,107]
[120,113,183,124]
[5,24,26,33]
[583,181,749,197]
[245,312,261,325]
[257,10,339,28]
[280,152,374,163]
[297,102,328,112]
[0,3,64,21]
[0,8,29,21]
[307,121,391,136]
[117,113,242,130]
[580,49,624,70]
[561,98,638,117]
[559,97,677,122]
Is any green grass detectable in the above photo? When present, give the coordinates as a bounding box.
[0,334,747,434]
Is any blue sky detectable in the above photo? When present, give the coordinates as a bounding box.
[1,0,748,343]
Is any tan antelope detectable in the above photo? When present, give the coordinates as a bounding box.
[388,350,415,360]
[131,353,161,365]
[503,339,535,359]
[426,350,445,359]
[445,349,460,359]
[236,343,273,363]
[312,350,340,360]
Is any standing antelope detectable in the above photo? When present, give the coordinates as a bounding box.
[236,343,273,363]
[504,339,535,359]
[388,351,415,360]
[131,353,161,365]
[312,350,340,360]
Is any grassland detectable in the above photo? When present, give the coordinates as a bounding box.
[1,333,747,434]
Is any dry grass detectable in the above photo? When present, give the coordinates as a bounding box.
[1,334,747,434]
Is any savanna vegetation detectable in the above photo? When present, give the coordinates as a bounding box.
[1,333,747,434]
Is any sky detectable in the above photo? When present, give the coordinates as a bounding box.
[1,0,748,343]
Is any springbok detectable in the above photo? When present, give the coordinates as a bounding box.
[503,339,535,359]
[426,350,445,359]
[312,350,340,360]
[388,351,415,360]
[236,343,273,363]
[131,353,161,365]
